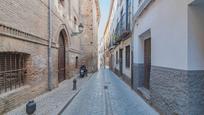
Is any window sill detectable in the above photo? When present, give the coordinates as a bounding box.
[0,85,30,98]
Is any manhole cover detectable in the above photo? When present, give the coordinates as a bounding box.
[104,85,108,89]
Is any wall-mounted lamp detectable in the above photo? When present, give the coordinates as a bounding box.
[71,23,84,36]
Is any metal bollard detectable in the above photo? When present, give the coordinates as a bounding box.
[26,100,36,114]
[73,79,77,90]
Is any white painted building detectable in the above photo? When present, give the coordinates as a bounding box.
[98,37,105,68]
[132,0,204,114]
[105,0,204,114]
[104,0,133,85]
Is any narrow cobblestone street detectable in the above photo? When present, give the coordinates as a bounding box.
[6,74,92,115]
[1,0,203,114]
[61,69,159,115]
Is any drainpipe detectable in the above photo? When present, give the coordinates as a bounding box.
[104,38,106,69]
[130,0,134,89]
[48,0,52,91]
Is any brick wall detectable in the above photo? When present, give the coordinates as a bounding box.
[0,0,48,39]
[0,0,83,113]
[80,0,99,72]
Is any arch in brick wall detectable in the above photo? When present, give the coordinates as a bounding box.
[55,24,71,47]
[54,24,71,83]
[58,30,66,82]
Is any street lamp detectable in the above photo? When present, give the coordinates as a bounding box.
[71,23,84,36]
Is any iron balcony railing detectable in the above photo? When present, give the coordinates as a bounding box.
[114,13,131,43]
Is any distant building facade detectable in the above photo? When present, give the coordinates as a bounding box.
[104,0,132,85]
[98,37,105,68]
[0,0,99,113]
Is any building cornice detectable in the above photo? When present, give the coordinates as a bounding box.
[0,24,57,48]
[133,0,154,22]
[69,48,81,54]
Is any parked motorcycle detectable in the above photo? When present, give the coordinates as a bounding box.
[80,65,87,78]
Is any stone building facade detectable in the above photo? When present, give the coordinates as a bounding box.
[80,0,100,73]
[0,0,99,114]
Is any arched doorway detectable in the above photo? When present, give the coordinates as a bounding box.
[58,31,66,83]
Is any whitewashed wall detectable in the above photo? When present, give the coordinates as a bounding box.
[113,38,131,78]
[133,0,196,70]
[188,3,204,70]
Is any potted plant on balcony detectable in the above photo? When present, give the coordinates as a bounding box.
[112,35,120,45]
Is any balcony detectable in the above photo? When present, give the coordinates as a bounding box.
[114,13,132,43]
[108,38,115,50]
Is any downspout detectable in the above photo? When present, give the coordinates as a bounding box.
[130,0,134,89]
[48,0,52,91]
[126,0,129,30]
[104,37,106,69]
[79,0,82,69]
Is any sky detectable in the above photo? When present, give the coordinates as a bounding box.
[98,0,111,41]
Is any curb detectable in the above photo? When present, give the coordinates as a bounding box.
[57,89,81,115]
[57,73,95,115]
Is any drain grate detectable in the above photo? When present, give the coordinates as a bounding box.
[104,85,108,89]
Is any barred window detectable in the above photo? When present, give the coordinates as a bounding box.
[75,56,78,68]
[138,0,142,5]
[0,52,28,94]
[125,46,130,68]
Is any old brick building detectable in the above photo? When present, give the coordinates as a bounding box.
[80,0,100,73]
[0,0,99,114]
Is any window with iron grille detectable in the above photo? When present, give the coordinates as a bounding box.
[0,52,28,94]
[116,51,118,64]
[125,45,130,68]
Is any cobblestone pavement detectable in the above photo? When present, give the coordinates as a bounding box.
[6,74,93,115]
[61,69,159,115]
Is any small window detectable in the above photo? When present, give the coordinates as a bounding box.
[75,56,78,68]
[0,52,28,94]
[59,0,65,7]
[138,0,142,5]
[120,0,122,5]
[116,51,118,64]
[120,8,123,17]
[74,17,77,25]
[125,46,130,68]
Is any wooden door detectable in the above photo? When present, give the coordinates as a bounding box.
[119,49,123,75]
[58,33,65,83]
[144,38,151,89]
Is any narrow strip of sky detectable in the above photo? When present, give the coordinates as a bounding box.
[98,0,111,40]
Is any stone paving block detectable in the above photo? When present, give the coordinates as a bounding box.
[6,74,93,115]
